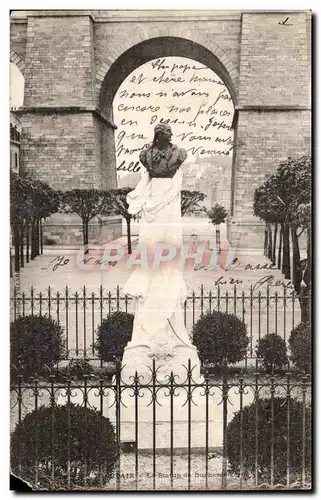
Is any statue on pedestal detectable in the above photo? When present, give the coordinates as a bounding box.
[122,124,202,382]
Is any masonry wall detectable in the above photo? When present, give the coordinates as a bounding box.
[229,11,311,248]
[233,110,311,220]
[10,21,27,64]
[238,12,310,108]
[20,112,101,190]
[94,18,241,74]
[24,16,95,107]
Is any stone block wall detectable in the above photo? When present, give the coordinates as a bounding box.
[24,16,95,107]
[228,11,311,248]
[238,12,310,108]
[20,112,101,190]
[42,214,122,246]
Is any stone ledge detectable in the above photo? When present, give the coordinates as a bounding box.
[14,106,117,129]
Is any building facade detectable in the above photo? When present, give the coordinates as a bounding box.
[10,110,21,174]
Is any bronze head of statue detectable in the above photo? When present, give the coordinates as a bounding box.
[139,123,187,178]
[152,123,173,149]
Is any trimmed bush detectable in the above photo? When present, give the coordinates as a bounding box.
[192,311,249,366]
[94,311,134,361]
[256,333,288,372]
[10,315,65,379]
[10,403,118,490]
[227,397,311,484]
[289,322,311,374]
[64,359,93,379]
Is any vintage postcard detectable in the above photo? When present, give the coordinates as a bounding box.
[9,8,312,492]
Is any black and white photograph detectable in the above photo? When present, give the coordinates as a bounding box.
[8,6,312,492]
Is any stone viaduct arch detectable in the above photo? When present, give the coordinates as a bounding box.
[96,34,238,113]
[96,35,238,226]
[10,50,26,75]
[10,10,311,248]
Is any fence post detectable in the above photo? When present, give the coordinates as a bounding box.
[254,359,259,488]
[187,358,192,491]
[134,370,139,490]
[301,374,308,488]
[152,358,156,491]
[115,359,121,491]
[270,368,275,488]
[221,359,228,490]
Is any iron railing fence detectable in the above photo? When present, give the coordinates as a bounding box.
[10,285,310,362]
[10,361,312,491]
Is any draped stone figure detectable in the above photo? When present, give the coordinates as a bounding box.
[122,124,202,382]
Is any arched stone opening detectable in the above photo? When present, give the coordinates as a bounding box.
[97,36,238,220]
[99,36,237,118]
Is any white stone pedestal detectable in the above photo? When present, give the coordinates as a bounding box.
[121,342,203,384]
[116,342,218,449]
[110,385,222,450]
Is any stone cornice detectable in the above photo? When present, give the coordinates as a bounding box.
[10,9,310,23]
[14,106,117,129]
[236,105,311,112]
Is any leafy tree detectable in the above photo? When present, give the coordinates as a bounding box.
[60,189,105,248]
[275,156,311,295]
[253,156,311,301]
[253,174,286,269]
[103,188,133,254]
[10,173,60,272]
[181,190,206,216]
[10,172,30,271]
[30,179,61,259]
[207,204,228,252]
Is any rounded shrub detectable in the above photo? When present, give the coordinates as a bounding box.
[288,322,311,374]
[94,311,134,362]
[10,315,65,379]
[10,403,118,490]
[64,359,93,380]
[192,311,249,366]
[256,333,288,372]
[227,397,311,484]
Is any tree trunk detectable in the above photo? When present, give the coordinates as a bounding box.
[307,227,311,286]
[299,227,311,323]
[83,219,89,254]
[216,226,221,254]
[31,221,35,260]
[264,225,268,256]
[126,218,132,254]
[272,223,278,266]
[14,225,20,273]
[277,224,283,270]
[26,221,30,263]
[291,225,301,294]
[20,224,24,268]
[299,294,310,323]
[282,223,291,280]
[10,243,13,278]
[36,219,40,257]
[267,224,273,261]
[40,219,43,255]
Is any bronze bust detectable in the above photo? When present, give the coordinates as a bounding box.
[139,123,187,178]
